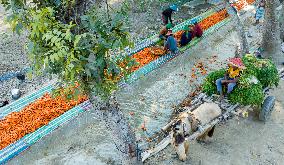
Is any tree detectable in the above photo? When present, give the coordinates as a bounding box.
[0,0,139,163]
[224,0,249,57]
[262,0,284,64]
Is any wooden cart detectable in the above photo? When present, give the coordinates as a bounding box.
[140,85,277,162]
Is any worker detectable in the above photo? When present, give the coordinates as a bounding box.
[193,21,203,38]
[162,4,179,25]
[159,23,173,40]
[215,58,246,101]
[164,29,178,54]
[254,1,265,25]
[180,26,193,47]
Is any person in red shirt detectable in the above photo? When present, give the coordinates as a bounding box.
[193,22,203,38]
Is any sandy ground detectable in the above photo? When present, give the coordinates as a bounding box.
[0,12,118,162]
[0,6,52,103]
[8,110,123,165]
[2,1,284,165]
[144,82,284,165]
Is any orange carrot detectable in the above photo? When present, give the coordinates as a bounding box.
[0,92,87,150]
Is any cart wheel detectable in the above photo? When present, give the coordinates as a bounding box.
[259,96,275,122]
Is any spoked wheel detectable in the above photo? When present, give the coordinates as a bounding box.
[259,96,276,122]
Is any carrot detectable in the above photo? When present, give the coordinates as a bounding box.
[0,89,87,150]
[199,9,229,31]
[173,30,184,41]
[129,9,233,73]
[131,46,165,72]
[232,0,255,11]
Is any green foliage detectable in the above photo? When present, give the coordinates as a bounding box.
[157,39,164,47]
[202,69,226,96]
[228,72,264,106]
[238,74,257,88]
[228,83,264,106]
[242,54,279,88]
[1,0,135,99]
[202,54,279,106]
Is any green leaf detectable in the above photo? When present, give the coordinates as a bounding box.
[54,29,62,36]
[65,29,72,42]
[69,63,74,69]
[43,33,53,41]
[44,56,49,65]
[50,54,55,63]
[54,53,60,61]
[15,23,23,35]
[74,35,81,47]
[51,36,58,44]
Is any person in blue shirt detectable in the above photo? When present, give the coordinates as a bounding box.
[180,26,193,47]
[164,29,178,54]
[254,1,265,25]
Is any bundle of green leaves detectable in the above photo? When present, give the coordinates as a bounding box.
[202,54,279,106]
[202,69,226,96]
[228,73,264,105]
[242,54,279,88]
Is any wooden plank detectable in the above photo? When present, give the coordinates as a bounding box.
[141,135,171,162]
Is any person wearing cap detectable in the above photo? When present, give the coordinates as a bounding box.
[215,58,245,100]
[159,23,173,40]
[180,25,193,47]
[162,4,179,25]
[193,21,203,38]
[164,29,178,54]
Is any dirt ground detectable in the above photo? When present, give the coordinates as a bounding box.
[0,6,52,103]
[1,1,284,165]
[144,83,284,165]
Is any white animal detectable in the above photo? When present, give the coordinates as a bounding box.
[171,103,222,161]
[170,131,189,161]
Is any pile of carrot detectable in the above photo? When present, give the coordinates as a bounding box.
[131,9,231,72]
[173,10,229,43]
[131,46,165,72]
[174,9,229,40]
[174,0,255,41]
[232,0,255,11]
[0,93,87,150]
[174,30,185,41]
[199,9,229,31]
